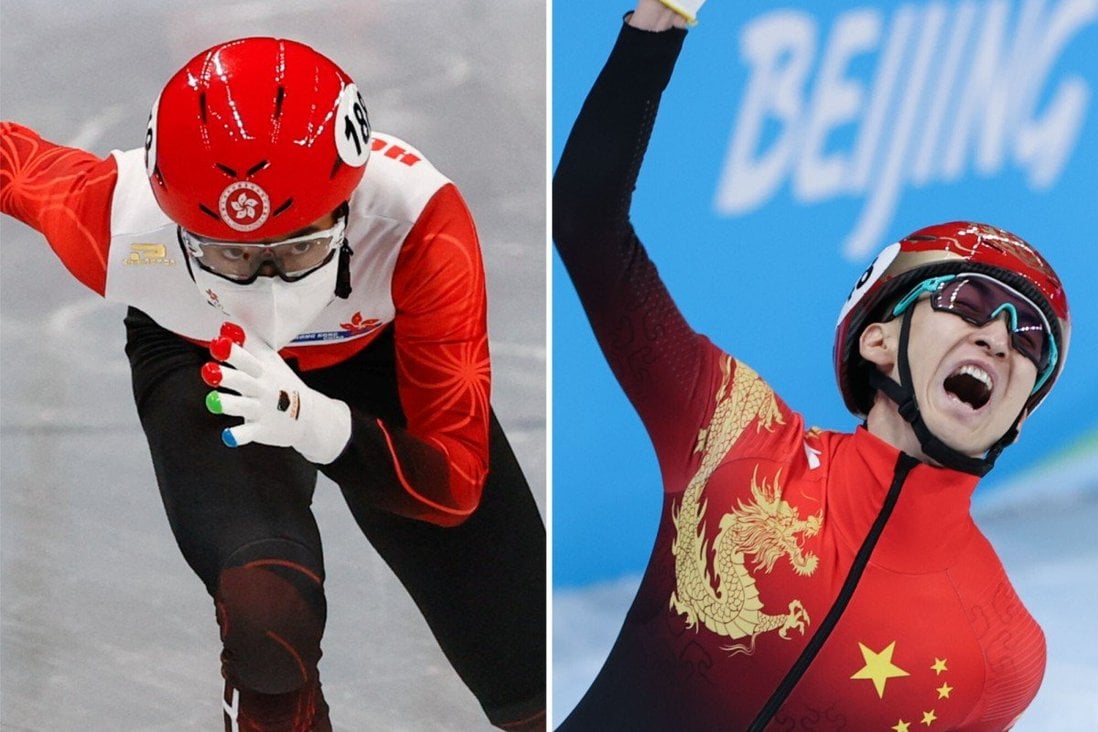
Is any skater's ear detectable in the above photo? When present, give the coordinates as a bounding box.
[858,320,901,376]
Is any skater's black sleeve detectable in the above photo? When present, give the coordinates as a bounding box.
[321,412,457,524]
[553,21,713,452]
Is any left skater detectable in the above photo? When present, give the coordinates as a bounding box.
[2,35,545,731]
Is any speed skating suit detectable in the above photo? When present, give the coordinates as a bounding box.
[1,122,545,731]
[552,22,1044,731]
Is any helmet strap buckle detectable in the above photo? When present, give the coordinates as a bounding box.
[334,240,353,299]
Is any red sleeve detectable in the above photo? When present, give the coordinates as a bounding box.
[0,122,117,295]
[390,182,491,520]
[320,183,490,527]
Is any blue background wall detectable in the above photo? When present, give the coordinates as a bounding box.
[552,0,1098,588]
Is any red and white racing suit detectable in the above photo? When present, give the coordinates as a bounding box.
[2,121,491,525]
[1,121,545,731]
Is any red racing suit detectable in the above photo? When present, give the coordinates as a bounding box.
[1,122,489,527]
[553,22,1045,731]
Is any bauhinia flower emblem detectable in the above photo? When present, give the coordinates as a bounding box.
[231,192,259,221]
[218,180,271,233]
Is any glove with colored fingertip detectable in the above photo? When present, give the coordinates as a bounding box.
[202,322,352,465]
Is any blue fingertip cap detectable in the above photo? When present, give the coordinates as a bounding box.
[222,429,238,448]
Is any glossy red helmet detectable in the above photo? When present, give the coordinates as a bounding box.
[834,221,1070,419]
[145,37,372,240]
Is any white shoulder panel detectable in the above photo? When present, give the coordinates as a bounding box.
[104,148,225,341]
[303,132,452,347]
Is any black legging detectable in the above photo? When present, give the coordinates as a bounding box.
[124,307,545,727]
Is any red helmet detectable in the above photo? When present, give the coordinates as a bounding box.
[145,37,371,240]
[834,221,1070,419]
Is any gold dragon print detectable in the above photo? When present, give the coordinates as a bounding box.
[670,356,822,654]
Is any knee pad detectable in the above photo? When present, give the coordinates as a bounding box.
[215,538,326,695]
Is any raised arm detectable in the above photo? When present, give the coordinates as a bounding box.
[552,7,709,447]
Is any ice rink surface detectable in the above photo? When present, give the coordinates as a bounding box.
[0,1,545,730]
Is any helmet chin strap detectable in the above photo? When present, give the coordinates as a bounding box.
[866,307,1019,477]
[334,240,353,299]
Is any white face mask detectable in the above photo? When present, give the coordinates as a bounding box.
[191,253,339,350]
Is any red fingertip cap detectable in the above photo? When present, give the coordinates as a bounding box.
[210,336,233,362]
[201,362,222,387]
[220,322,246,346]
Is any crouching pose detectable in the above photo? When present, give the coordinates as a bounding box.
[2,36,544,731]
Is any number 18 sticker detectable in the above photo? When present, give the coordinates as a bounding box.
[335,83,371,168]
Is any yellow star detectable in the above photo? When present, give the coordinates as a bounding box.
[931,658,948,675]
[850,641,910,698]
[922,709,938,726]
[937,682,954,699]
[892,721,911,732]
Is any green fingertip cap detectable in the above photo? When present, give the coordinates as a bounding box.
[205,391,223,414]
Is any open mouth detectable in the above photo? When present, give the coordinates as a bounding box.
[943,364,993,410]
